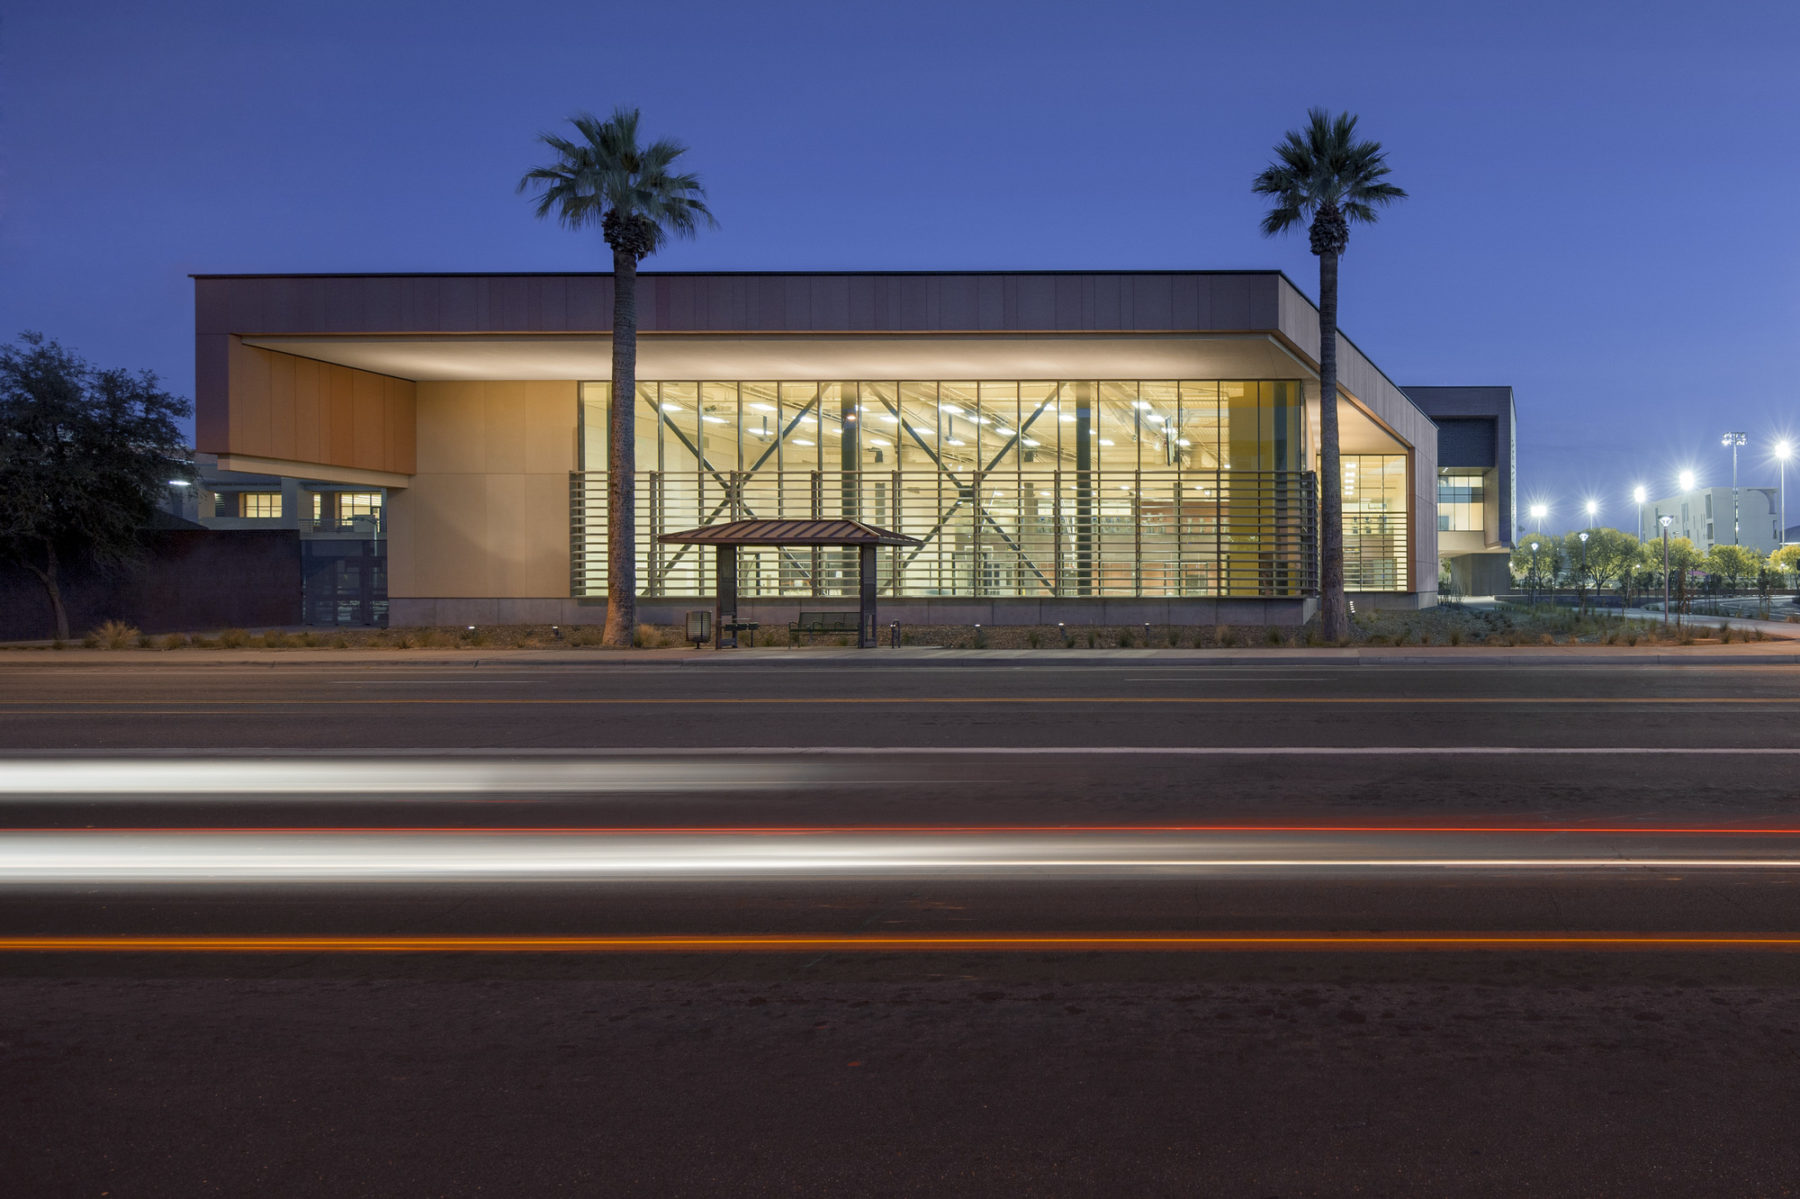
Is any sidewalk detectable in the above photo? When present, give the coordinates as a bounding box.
[7,641,1800,668]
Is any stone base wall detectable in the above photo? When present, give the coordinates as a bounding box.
[388,595,1362,629]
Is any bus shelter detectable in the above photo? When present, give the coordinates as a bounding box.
[657,519,922,649]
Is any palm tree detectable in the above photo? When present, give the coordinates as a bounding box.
[520,107,715,647]
[1253,109,1405,642]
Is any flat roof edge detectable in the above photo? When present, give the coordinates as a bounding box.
[191,268,1296,281]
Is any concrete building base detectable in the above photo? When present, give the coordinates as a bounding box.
[389,595,1363,629]
[1347,590,1439,612]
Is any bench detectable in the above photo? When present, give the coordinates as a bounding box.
[789,610,860,645]
[720,620,760,648]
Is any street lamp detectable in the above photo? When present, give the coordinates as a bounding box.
[1578,530,1590,617]
[1529,539,1540,606]
[1585,499,1598,523]
[1723,432,1747,544]
[1777,440,1792,545]
[1679,469,1696,493]
[1659,514,1673,627]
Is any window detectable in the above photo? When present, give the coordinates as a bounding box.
[239,492,282,519]
[1436,471,1484,532]
[339,493,382,518]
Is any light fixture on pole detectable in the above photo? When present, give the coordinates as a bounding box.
[1529,502,1548,524]
[1659,514,1673,626]
[1529,540,1540,606]
[1723,432,1747,544]
[1578,530,1590,617]
[1585,499,1598,525]
[1777,441,1792,545]
[1679,469,1696,493]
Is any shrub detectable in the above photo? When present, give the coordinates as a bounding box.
[1116,627,1134,648]
[1167,628,1181,647]
[1085,629,1097,648]
[294,631,316,647]
[1027,630,1042,649]
[159,633,189,651]
[632,623,659,648]
[136,634,153,649]
[262,630,290,649]
[1448,629,1463,646]
[88,620,140,649]
[1264,626,1282,646]
[217,628,249,648]
[331,634,350,649]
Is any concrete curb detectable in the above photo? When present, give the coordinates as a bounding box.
[5,646,1800,669]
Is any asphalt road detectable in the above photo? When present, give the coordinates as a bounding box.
[6,658,1800,1195]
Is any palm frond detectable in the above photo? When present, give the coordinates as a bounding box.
[1253,107,1406,244]
[519,106,715,258]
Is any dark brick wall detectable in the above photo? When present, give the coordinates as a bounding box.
[0,530,301,641]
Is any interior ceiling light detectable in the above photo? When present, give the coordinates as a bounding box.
[748,402,776,413]
[1099,439,1115,447]
[659,403,682,412]
[702,415,728,425]
[791,438,814,446]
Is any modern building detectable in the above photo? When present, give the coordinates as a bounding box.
[193,270,1473,627]
[162,454,389,625]
[1402,386,1517,597]
[1640,486,1780,556]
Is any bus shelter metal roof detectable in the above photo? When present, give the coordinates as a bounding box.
[657,519,920,547]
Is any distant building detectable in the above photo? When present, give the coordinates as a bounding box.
[1402,386,1517,597]
[163,454,388,625]
[1639,487,1779,555]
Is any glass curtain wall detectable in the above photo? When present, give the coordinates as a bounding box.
[1342,454,1411,590]
[576,379,1359,599]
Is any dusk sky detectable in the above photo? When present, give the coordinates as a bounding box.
[6,0,1798,534]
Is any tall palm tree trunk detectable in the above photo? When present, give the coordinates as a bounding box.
[603,248,639,648]
[1316,249,1349,642]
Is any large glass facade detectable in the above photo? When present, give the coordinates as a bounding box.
[1342,454,1411,590]
[572,379,1403,600]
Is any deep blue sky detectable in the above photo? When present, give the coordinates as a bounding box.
[6,0,1798,533]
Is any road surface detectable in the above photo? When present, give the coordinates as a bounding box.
[3,658,1800,1194]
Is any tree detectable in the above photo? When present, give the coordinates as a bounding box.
[1511,532,1557,602]
[1253,109,1406,642]
[1707,543,1760,594]
[1583,528,1639,597]
[1770,543,1800,586]
[0,333,192,639]
[519,108,714,647]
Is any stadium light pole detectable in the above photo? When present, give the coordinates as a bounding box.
[1776,441,1791,545]
[1723,432,1747,544]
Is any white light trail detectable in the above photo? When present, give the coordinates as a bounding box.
[2,831,1798,885]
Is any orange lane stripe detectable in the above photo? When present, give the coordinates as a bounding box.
[4,934,1800,953]
[12,825,1800,836]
